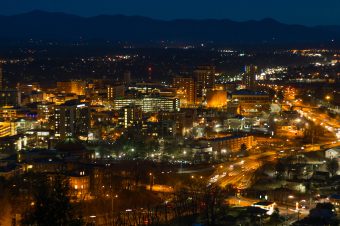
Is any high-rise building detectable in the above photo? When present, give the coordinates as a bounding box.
[123,105,142,128]
[37,102,55,122]
[0,90,20,107]
[123,71,132,85]
[173,77,196,106]
[54,101,90,139]
[194,66,215,104]
[243,65,258,89]
[107,84,125,100]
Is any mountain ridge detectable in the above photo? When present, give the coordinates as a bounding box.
[0,10,339,45]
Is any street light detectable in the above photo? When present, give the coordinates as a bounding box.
[285,195,295,224]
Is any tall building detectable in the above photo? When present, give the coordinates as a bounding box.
[37,102,55,122]
[243,65,258,89]
[194,66,215,104]
[54,101,90,139]
[0,90,20,107]
[107,84,125,100]
[173,77,196,106]
[123,71,132,85]
[123,105,142,128]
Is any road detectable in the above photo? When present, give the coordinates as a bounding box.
[208,151,277,189]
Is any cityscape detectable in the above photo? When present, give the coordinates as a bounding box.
[0,1,340,226]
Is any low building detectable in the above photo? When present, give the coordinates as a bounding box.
[113,96,180,113]
[0,135,28,152]
[325,147,340,175]
[0,121,16,137]
[198,135,255,154]
[232,89,270,116]
[69,172,90,199]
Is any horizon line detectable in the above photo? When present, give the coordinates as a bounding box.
[1,9,339,27]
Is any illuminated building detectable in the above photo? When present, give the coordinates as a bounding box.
[107,84,125,100]
[142,97,180,113]
[54,101,90,139]
[0,106,20,120]
[159,111,187,136]
[25,130,52,149]
[243,65,258,89]
[0,135,28,152]
[0,90,20,107]
[206,90,227,108]
[224,116,246,131]
[173,77,196,106]
[232,89,270,116]
[325,148,340,175]
[199,135,255,154]
[123,105,142,128]
[194,66,215,103]
[37,102,55,122]
[17,82,41,95]
[0,121,16,137]
[69,172,90,199]
[113,97,180,113]
[112,99,136,110]
[57,80,86,95]
[158,120,176,137]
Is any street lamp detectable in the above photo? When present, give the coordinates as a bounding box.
[149,173,154,191]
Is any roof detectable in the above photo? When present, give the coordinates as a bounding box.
[55,137,87,152]
[199,135,251,142]
[253,201,274,206]
[326,147,340,153]
[232,89,269,96]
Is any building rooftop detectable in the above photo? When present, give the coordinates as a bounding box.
[232,89,269,96]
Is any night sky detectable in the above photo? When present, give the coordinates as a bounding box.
[1,0,340,26]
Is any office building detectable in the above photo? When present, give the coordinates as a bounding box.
[232,89,270,115]
[37,102,55,122]
[123,71,132,85]
[123,105,142,128]
[194,66,215,103]
[173,77,196,106]
[54,101,90,139]
[0,90,20,107]
[107,84,125,100]
[243,65,258,89]
[113,97,180,113]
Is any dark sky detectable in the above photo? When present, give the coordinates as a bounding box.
[1,0,339,26]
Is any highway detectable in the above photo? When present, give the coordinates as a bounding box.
[209,151,277,190]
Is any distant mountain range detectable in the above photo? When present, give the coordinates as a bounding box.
[0,10,339,45]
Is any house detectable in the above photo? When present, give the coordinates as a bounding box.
[325,147,340,175]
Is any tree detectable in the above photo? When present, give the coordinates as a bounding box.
[269,208,284,226]
[22,174,84,226]
[326,158,339,177]
[240,143,249,156]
